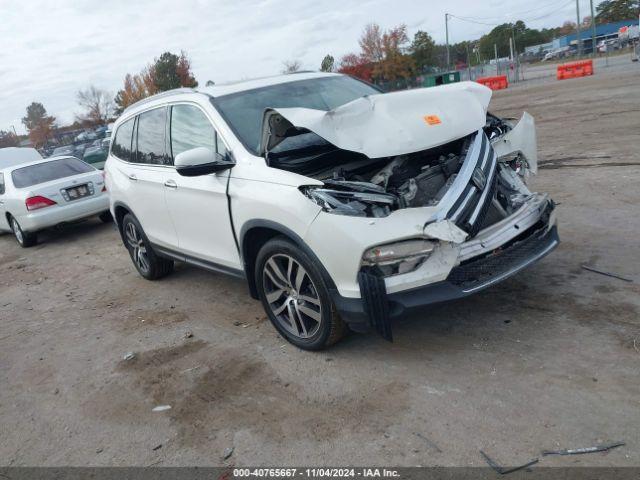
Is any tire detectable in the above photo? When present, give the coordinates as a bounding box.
[121,213,173,280]
[99,211,113,224]
[9,216,37,248]
[255,237,347,350]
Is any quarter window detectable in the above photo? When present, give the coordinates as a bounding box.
[111,117,135,162]
[170,105,223,159]
[136,107,169,165]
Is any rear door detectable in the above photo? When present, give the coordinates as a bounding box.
[112,108,179,248]
[163,103,240,269]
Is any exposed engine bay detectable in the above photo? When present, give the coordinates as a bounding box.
[267,113,535,237]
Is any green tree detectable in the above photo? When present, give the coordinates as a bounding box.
[478,21,549,59]
[596,0,639,23]
[320,54,335,72]
[21,102,56,148]
[411,31,436,72]
[153,51,198,91]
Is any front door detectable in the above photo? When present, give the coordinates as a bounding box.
[164,103,240,270]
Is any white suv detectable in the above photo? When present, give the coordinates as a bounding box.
[105,72,558,350]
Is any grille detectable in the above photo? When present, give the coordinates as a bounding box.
[447,223,557,290]
[446,132,498,238]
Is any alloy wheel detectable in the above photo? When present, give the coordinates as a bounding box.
[125,221,150,274]
[11,218,23,245]
[262,254,322,339]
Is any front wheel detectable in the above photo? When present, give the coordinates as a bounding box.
[255,237,346,350]
[9,216,37,248]
[121,213,173,280]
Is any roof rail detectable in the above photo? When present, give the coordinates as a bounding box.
[122,88,196,114]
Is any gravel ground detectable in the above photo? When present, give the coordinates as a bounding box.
[1,64,639,467]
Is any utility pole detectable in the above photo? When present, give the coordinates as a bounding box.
[590,0,597,56]
[576,0,582,57]
[445,13,450,71]
[494,44,498,75]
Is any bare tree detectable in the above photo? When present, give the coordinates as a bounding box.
[282,59,302,74]
[76,86,114,125]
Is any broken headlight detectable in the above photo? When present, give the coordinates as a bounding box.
[300,185,396,218]
[362,239,436,276]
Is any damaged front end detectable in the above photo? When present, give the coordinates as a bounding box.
[261,84,557,340]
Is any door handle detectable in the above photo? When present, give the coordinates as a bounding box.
[164,179,177,189]
[0,201,4,205]
[128,173,137,181]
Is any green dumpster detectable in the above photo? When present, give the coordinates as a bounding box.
[421,71,460,88]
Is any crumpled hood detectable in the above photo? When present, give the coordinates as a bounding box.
[261,81,492,158]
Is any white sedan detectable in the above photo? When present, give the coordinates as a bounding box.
[0,156,111,247]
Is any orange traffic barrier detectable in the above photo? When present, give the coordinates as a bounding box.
[475,75,508,90]
[557,59,594,80]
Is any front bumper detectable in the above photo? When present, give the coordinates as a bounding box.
[332,218,559,339]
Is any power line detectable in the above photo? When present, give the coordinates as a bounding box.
[449,0,576,28]
[451,0,565,22]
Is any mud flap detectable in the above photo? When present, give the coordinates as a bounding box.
[358,270,393,342]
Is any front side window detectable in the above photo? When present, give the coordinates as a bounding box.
[170,104,222,159]
[136,107,169,165]
[11,158,94,188]
[111,117,135,161]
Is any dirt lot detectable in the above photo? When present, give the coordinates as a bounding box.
[1,65,639,467]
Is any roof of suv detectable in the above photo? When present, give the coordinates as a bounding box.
[121,72,342,116]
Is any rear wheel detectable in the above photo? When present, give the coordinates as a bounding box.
[121,213,173,280]
[9,216,37,248]
[256,237,346,350]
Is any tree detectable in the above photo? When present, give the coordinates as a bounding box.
[359,24,384,63]
[154,51,198,91]
[478,21,550,59]
[114,51,198,113]
[558,20,578,35]
[337,53,373,82]
[596,0,639,23]
[76,86,114,125]
[320,54,335,72]
[0,130,19,148]
[21,102,55,148]
[282,59,302,73]
[114,67,157,114]
[374,24,414,82]
[411,31,436,72]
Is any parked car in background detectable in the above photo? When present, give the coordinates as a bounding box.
[82,144,108,169]
[0,156,111,247]
[105,72,558,350]
[51,145,76,157]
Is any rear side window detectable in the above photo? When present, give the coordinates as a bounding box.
[12,158,94,188]
[0,173,4,194]
[170,105,218,159]
[111,117,135,161]
[136,107,169,165]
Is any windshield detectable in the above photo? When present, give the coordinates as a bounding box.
[212,76,380,155]
[12,157,94,188]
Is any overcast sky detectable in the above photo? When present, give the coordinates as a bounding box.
[1,0,597,134]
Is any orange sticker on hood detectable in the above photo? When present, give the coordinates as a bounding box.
[423,115,442,126]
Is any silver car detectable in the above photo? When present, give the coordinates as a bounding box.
[0,156,111,247]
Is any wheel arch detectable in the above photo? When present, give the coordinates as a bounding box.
[112,201,134,243]
[239,220,338,299]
